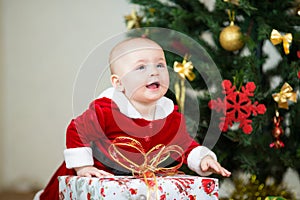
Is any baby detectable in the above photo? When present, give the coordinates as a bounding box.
[36,37,230,200]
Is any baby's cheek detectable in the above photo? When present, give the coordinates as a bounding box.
[161,76,170,89]
[122,77,148,98]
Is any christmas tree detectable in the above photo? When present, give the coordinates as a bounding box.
[124,0,299,198]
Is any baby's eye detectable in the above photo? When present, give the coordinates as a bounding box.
[157,63,165,68]
[136,65,146,70]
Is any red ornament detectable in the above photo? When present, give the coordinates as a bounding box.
[270,114,285,148]
[208,80,266,134]
[298,70,300,79]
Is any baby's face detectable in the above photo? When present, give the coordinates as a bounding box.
[114,47,169,105]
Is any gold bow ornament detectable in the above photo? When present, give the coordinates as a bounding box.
[124,9,142,30]
[265,197,287,200]
[173,55,196,113]
[223,0,239,6]
[272,82,297,109]
[173,55,196,81]
[108,136,184,200]
[270,29,293,55]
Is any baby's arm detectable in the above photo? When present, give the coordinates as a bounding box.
[200,155,231,177]
[74,166,113,178]
[64,101,113,177]
[187,146,231,177]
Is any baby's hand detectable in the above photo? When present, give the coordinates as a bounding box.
[74,166,114,178]
[200,155,231,177]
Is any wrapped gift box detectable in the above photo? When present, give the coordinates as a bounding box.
[58,175,218,200]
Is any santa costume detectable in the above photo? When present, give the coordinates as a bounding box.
[35,88,217,200]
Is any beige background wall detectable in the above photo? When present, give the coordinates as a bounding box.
[0,0,4,191]
[0,0,131,191]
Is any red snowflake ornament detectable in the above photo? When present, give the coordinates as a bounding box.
[208,80,266,134]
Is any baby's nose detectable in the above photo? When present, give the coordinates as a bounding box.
[148,65,159,76]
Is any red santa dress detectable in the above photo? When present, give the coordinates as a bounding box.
[37,88,217,200]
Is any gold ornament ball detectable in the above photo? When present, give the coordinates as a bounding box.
[219,24,244,51]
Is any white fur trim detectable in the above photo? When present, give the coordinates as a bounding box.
[64,147,94,169]
[187,146,217,176]
[155,97,174,119]
[33,190,43,200]
[97,87,174,120]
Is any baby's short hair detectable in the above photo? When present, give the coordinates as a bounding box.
[109,37,163,74]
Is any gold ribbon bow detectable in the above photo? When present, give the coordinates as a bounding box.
[108,136,184,200]
[270,29,293,55]
[124,9,142,30]
[173,56,195,113]
[173,56,196,81]
[272,82,297,109]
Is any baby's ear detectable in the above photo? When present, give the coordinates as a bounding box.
[111,74,124,92]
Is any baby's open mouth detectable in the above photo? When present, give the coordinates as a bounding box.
[146,82,160,89]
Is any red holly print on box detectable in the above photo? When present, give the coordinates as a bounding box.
[188,194,196,200]
[160,193,166,200]
[172,177,195,196]
[201,179,215,195]
[87,192,91,200]
[129,188,137,195]
[173,177,194,189]
[208,80,266,134]
[158,185,163,192]
[173,181,184,194]
[100,187,105,197]
[59,175,219,199]
[213,192,218,198]
[65,176,73,186]
[59,191,65,200]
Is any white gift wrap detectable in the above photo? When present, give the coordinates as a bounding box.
[58,175,218,200]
